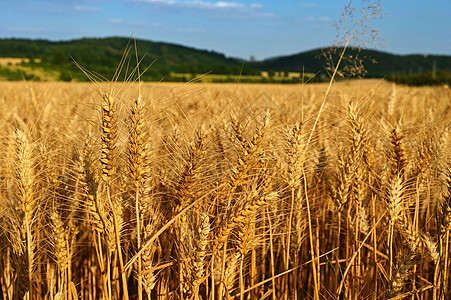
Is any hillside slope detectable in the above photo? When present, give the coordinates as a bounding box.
[0,37,450,82]
[0,37,257,81]
[251,47,451,78]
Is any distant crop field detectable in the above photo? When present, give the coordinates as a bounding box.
[169,71,316,83]
[0,80,450,299]
[0,58,41,66]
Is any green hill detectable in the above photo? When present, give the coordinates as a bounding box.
[0,37,259,81]
[0,37,450,84]
[251,47,451,78]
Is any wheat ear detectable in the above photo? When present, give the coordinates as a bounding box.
[228,116,268,191]
[192,211,210,295]
[282,122,306,296]
[175,129,207,297]
[49,209,70,273]
[128,94,150,300]
[214,191,277,252]
[13,129,36,299]
[389,125,408,180]
[77,140,104,234]
[388,253,415,297]
[100,93,129,299]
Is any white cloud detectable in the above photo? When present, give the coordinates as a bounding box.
[108,18,125,24]
[215,1,243,8]
[302,16,331,23]
[318,16,331,22]
[130,0,264,12]
[127,0,275,19]
[73,5,101,12]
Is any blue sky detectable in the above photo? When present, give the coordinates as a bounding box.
[1,0,450,60]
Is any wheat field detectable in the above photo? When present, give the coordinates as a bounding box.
[0,79,450,299]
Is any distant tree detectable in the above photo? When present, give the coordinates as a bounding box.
[60,71,73,82]
[52,50,67,65]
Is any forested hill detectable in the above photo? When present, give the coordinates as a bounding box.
[0,37,450,83]
[0,37,254,81]
[252,47,451,78]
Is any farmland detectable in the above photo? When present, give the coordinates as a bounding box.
[1,38,450,84]
[0,79,450,299]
